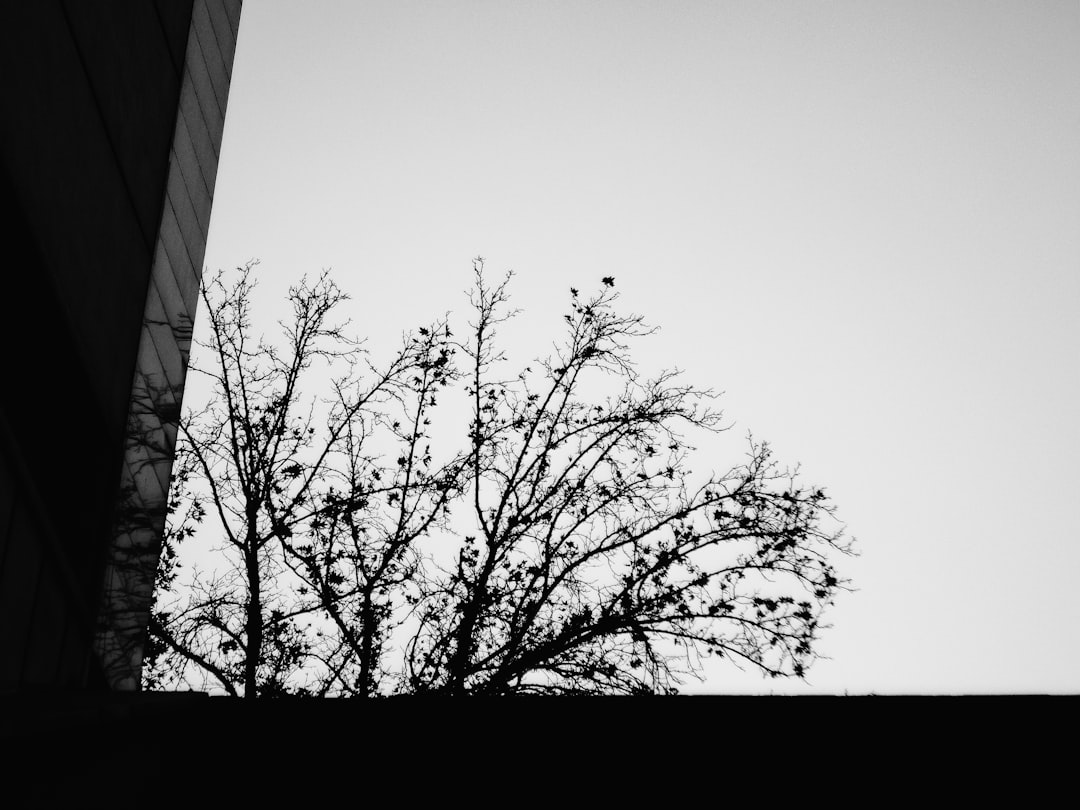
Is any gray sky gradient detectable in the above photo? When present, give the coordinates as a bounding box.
[200,0,1080,693]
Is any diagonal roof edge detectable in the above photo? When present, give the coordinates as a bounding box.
[94,0,243,691]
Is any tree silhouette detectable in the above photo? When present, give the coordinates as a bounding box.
[145,264,463,696]
[146,260,851,696]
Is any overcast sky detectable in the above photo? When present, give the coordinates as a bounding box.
[199,0,1080,693]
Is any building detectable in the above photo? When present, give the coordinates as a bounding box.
[0,1,242,691]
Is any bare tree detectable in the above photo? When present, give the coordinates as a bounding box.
[147,260,851,696]
[405,265,850,694]
[144,264,462,696]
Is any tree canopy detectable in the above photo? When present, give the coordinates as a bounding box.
[145,260,851,696]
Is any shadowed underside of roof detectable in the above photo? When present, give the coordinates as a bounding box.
[0,0,241,691]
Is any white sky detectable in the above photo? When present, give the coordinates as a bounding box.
[200,0,1080,693]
